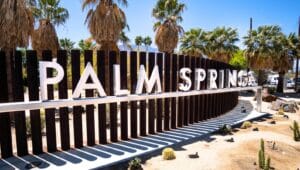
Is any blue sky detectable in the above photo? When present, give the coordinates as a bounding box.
[56,0,300,49]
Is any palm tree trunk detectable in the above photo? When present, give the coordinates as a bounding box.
[295,56,299,92]
[257,69,265,86]
[277,71,285,93]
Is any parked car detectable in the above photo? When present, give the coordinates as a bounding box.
[295,78,300,92]
[286,79,295,89]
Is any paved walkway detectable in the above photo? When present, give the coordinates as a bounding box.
[0,97,267,170]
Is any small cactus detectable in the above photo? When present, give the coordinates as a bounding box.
[258,139,272,169]
[290,121,300,141]
[277,107,284,115]
[241,121,252,129]
[162,147,176,160]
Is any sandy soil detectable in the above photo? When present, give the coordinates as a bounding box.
[143,97,300,170]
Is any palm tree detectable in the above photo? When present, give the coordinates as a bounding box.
[119,31,131,50]
[287,32,300,92]
[152,0,185,53]
[135,36,143,51]
[83,0,128,52]
[143,36,152,51]
[59,38,75,52]
[31,0,69,58]
[78,38,96,51]
[272,34,293,93]
[244,25,283,86]
[206,27,239,63]
[180,28,207,56]
[0,0,34,102]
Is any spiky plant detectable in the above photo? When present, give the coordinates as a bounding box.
[258,139,265,168]
[31,0,69,58]
[143,36,152,51]
[83,0,128,52]
[135,36,143,51]
[290,120,300,141]
[206,27,239,63]
[152,0,185,53]
[180,28,207,56]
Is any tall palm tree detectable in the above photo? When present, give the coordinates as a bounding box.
[59,38,75,52]
[272,34,293,93]
[83,0,128,52]
[143,36,152,51]
[287,32,300,92]
[135,36,143,51]
[31,0,69,58]
[119,31,131,50]
[180,28,207,56]
[152,0,185,53]
[244,25,283,85]
[0,0,34,102]
[206,27,239,63]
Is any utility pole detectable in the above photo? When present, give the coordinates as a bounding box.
[247,17,252,73]
[295,17,300,92]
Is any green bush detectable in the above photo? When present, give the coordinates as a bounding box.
[217,124,232,135]
[128,157,143,170]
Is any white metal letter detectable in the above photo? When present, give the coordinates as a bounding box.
[207,69,218,89]
[195,68,206,90]
[72,62,106,98]
[135,65,162,94]
[238,70,249,87]
[219,70,225,89]
[179,68,192,91]
[113,64,130,96]
[226,69,237,87]
[39,61,64,101]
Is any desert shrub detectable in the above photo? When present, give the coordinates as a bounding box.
[277,107,284,115]
[267,87,276,94]
[217,124,232,135]
[290,121,300,141]
[128,157,143,170]
[162,147,176,160]
[240,121,252,129]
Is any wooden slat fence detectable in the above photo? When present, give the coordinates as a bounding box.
[0,50,239,158]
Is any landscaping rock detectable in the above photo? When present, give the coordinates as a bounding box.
[263,95,277,102]
[270,99,299,113]
[269,120,276,124]
[283,115,289,119]
[225,137,234,142]
[252,127,259,131]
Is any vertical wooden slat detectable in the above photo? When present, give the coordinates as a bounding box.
[211,60,216,118]
[84,50,95,146]
[71,50,83,148]
[194,57,200,122]
[130,51,138,138]
[171,54,177,129]
[177,55,184,127]
[139,52,147,136]
[57,50,70,150]
[199,57,205,121]
[13,51,28,156]
[203,58,208,120]
[26,50,43,154]
[97,51,107,144]
[0,51,13,158]
[109,51,118,142]
[206,59,212,119]
[183,55,190,125]
[164,53,171,130]
[42,50,57,152]
[190,56,196,124]
[120,51,129,140]
[148,52,156,134]
[156,53,163,132]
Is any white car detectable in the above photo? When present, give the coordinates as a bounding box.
[286,80,295,89]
